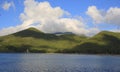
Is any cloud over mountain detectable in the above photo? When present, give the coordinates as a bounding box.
[0,0,99,35]
[0,0,100,36]
[19,0,99,36]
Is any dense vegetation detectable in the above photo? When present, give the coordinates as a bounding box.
[64,31,120,54]
[0,27,120,54]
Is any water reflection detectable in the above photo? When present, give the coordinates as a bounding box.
[0,54,120,72]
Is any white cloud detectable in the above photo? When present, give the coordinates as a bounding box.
[86,6,120,26]
[105,7,120,25]
[2,1,15,10]
[0,0,100,36]
[86,6,103,24]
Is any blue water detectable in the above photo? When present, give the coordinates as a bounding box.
[0,54,120,72]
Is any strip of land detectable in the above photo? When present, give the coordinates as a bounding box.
[0,27,120,54]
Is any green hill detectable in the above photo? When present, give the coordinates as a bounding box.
[66,31,120,54]
[0,28,120,54]
[0,27,86,53]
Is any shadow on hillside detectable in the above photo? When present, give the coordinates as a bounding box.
[63,34,120,54]
[0,39,3,42]
[13,29,84,42]
[102,34,120,47]
[13,29,59,40]
[5,45,32,53]
[3,44,53,53]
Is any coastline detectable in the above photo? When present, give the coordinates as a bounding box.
[0,52,120,56]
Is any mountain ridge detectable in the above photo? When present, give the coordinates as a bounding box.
[0,27,120,54]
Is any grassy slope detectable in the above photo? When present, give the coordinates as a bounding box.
[67,31,120,54]
[0,27,86,53]
[0,28,120,54]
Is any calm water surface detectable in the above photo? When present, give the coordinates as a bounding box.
[0,53,120,72]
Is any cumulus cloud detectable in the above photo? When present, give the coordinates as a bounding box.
[20,0,100,36]
[86,6,103,24]
[86,6,120,26]
[2,1,15,10]
[105,7,120,25]
[0,0,100,36]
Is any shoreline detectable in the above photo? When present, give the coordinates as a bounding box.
[0,52,120,56]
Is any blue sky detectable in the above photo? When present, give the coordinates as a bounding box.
[0,0,120,36]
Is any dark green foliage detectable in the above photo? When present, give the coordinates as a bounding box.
[29,48,47,53]
[4,45,31,53]
[66,31,120,54]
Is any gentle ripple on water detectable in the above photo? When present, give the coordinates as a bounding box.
[0,54,120,72]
